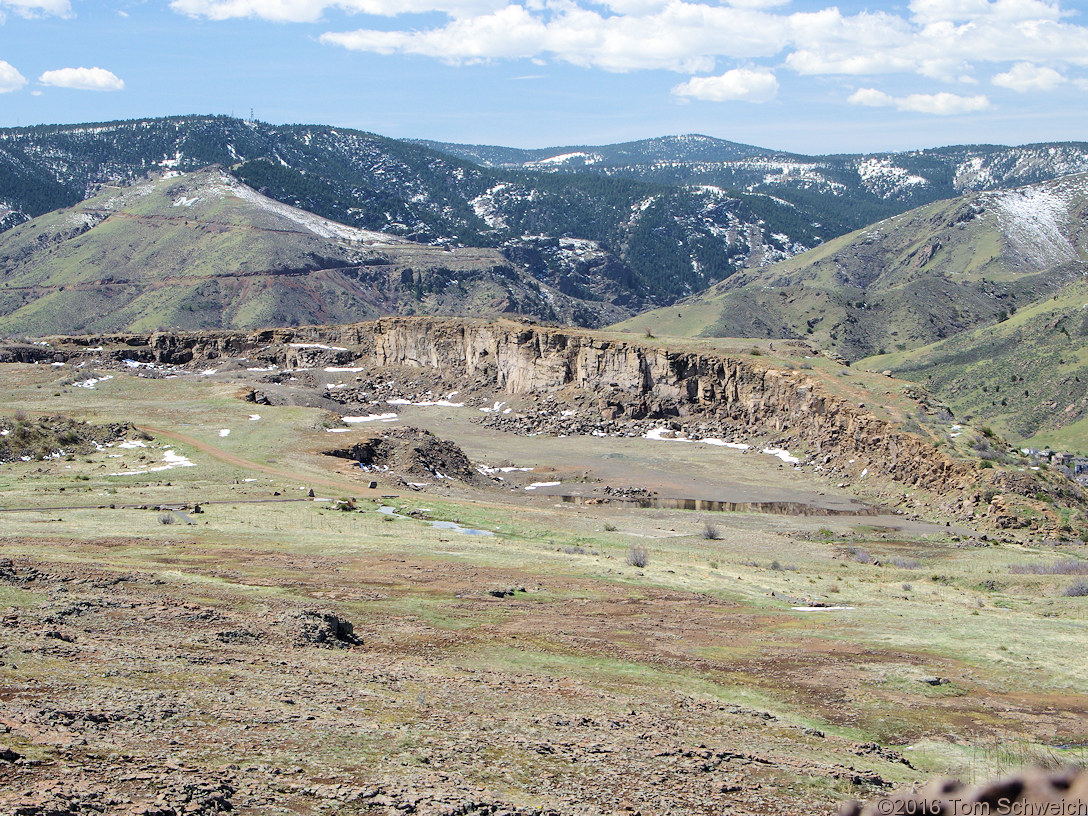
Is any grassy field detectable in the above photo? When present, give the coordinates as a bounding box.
[2,362,1087,814]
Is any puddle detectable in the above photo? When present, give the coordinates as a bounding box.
[555,494,881,516]
[378,506,494,536]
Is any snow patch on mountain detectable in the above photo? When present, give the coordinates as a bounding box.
[526,151,602,168]
[989,182,1080,269]
[207,171,405,245]
[470,184,510,230]
[856,158,928,198]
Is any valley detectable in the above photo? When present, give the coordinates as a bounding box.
[2,319,1087,814]
[2,117,1088,816]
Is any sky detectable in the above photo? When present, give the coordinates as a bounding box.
[0,0,1086,154]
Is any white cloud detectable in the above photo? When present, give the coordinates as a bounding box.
[724,0,789,7]
[38,67,125,91]
[313,0,1088,80]
[671,67,778,102]
[910,0,1064,24]
[324,4,797,72]
[992,61,1065,91]
[897,91,990,113]
[0,60,26,92]
[323,4,790,72]
[170,0,504,22]
[849,86,990,114]
[170,0,1088,116]
[847,87,894,107]
[0,0,71,18]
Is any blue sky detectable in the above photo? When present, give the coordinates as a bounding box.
[1,0,1086,153]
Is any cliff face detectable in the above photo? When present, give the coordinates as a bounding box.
[364,319,973,495]
[23,317,1082,528]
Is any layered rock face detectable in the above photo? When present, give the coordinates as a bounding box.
[365,319,973,496]
[25,317,1083,526]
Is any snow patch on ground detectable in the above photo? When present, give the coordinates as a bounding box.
[290,343,348,351]
[761,447,801,464]
[72,375,113,389]
[525,481,561,490]
[343,413,398,423]
[643,427,749,450]
[109,448,195,476]
[387,398,465,407]
[219,429,230,437]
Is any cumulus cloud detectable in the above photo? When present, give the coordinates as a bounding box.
[909,0,1063,24]
[312,0,1088,81]
[897,91,991,113]
[0,60,27,92]
[170,0,504,22]
[849,86,990,114]
[172,0,1088,115]
[992,61,1065,91]
[322,4,788,72]
[847,87,895,107]
[38,66,125,91]
[672,67,778,102]
[0,0,71,18]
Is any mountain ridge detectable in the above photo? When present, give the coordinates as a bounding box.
[0,166,635,334]
[614,172,1088,360]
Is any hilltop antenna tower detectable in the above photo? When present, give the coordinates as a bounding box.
[250,108,255,123]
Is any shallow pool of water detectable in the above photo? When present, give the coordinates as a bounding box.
[555,494,881,517]
[378,505,494,535]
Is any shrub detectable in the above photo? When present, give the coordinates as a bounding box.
[1011,560,1088,575]
[702,521,721,540]
[1063,579,1088,597]
[603,523,617,532]
[158,512,175,525]
[626,545,649,568]
[847,546,873,564]
[891,557,921,570]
